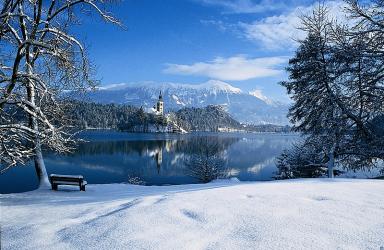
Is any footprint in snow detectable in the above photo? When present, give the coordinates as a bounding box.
[57,198,142,243]
[154,195,168,204]
[312,196,331,201]
[181,209,205,222]
[84,198,141,225]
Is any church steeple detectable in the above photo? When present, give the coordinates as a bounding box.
[156,91,164,115]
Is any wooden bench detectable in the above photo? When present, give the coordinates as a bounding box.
[49,174,87,191]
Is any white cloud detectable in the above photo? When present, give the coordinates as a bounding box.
[240,10,304,50]
[200,20,229,32]
[239,1,347,50]
[196,0,297,14]
[163,55,287,81]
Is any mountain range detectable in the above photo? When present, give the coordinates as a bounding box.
[83,80,290,125]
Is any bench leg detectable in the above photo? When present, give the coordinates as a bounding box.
[80,185,85,191]
[52,184,58,191]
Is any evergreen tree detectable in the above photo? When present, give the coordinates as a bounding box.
[279,1,384,178]
[281,5,346,177]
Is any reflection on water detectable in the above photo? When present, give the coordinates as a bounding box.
[0,131,298,193]
[184,137,231,183]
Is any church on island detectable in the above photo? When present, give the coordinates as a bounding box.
[152,91,187,134]
[154,91,164,116]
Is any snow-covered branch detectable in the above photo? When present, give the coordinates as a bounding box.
[0,0,122,181]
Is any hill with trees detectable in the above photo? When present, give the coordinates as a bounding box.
[65,102,241,132]
[65,101,165,132]
[172,105,242,132]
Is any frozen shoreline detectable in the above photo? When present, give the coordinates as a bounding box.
[1,178,384,249]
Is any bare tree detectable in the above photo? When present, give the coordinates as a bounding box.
[343,0,384,119]
[184,137,228,183]
[0,0,121,187]
[331,0,384,170]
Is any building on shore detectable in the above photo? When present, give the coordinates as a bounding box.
[154,91,164,116]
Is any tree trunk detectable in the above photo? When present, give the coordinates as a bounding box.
[26,56,50,188]
[327,149,335,178]
[34,140,50,188]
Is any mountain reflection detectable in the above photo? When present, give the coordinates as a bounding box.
[71,136,239,157]
[56,135,240,183]
[3,132,376,194]
[41,133,298,186]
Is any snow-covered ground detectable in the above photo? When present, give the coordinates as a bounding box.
[1,179,383,250]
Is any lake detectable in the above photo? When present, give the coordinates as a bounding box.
[1,131,301,193]
[1,131,380,194]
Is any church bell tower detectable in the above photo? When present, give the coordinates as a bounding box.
[156,91,164,115]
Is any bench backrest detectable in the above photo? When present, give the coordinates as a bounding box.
[50,175,83,183]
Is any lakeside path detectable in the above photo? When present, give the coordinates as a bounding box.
[1,179,384,249]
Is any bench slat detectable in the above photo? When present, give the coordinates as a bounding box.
[49,174,87,191]
[51,178,84,181]
[50,174,83,179]
[52,181,83,185]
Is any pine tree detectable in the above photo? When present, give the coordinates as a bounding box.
[279,1,384,178]
[281,4,346,177]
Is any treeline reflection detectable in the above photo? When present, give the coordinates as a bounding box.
[42,133,299,185]
[66,136,240,183]
[70,136,239,158]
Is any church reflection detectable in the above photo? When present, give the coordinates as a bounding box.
[154,148,163,173]
[6,132,300,192]
[62,135,254,183]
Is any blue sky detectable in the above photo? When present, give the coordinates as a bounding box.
[74,0,343,102]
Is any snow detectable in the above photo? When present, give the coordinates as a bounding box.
[98,80,242,95]
[196,80,242,94]
[1,179,383,249]
[249,89,273,104]
[171,94,186,106]
[88,80,289,125]
[50,174,84,178]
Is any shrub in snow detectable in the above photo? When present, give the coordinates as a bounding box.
[127,176,146,185]
[184,137,229,183]
[275,138,344,179]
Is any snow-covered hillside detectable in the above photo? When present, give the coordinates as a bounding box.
[85,80,289,125]
[1,179,383,249]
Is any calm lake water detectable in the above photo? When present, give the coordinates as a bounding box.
[2,131,380,194]
[1,131,300,193]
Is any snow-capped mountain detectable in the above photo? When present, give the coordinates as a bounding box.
[86,80,290,125]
